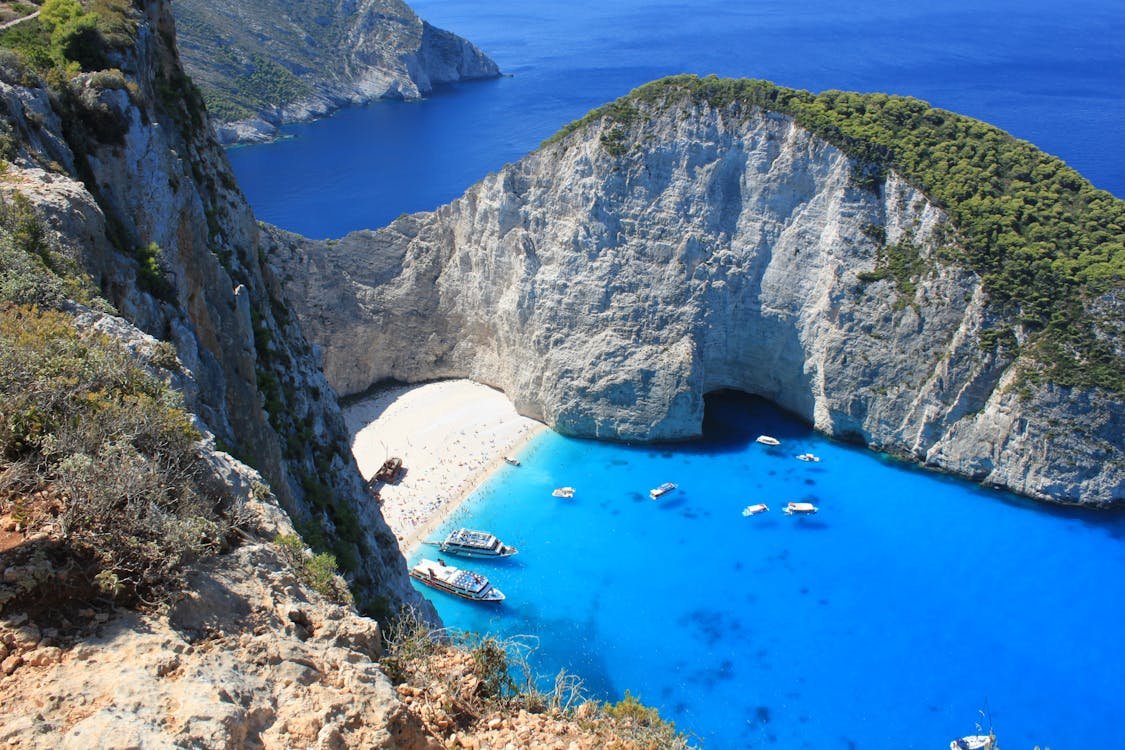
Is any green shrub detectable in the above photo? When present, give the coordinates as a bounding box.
[274,532,353,605]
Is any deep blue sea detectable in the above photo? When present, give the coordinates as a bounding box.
[228,0,1125,239]
[224,2,1125,747]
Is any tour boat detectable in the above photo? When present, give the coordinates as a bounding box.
[409,558,505,602]
[424,528,518,558]
[950,737,994,750]
[504,456,521,466]
[742,503,769,516]
[755,435,780,446]
[552,486,575,498]
[795,453,820,462]
[649,482,677,499]
[784,501,819,515]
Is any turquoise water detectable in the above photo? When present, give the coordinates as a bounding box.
[412,394,1125,749]
[228,0,1125,238]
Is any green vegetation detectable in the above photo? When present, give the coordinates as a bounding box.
[274,533,353,605]
[0,192,230,616]
[857,236,928,309]
[380,608,692,748]
[546,75,1124,393]
[0,0,136,75]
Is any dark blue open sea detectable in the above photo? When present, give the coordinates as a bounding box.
[226,2,1125,747]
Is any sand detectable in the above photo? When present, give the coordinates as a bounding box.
[344,380,546,554]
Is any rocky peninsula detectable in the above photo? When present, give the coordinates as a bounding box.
[174,0,500,144]
[270,76,1123,506]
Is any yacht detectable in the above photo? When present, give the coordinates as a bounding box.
[409,558,505,602]
[649,482,677,499]
[504,456,521,466]
[742,503,769,516]
[755,435,780,446]
[424,528,518,558]
[784,501,819,515]
[552,486,575,498]
[795,453,820,462]
[950,737,994,750]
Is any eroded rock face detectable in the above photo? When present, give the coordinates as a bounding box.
[270,100,1122,505]
[174,0,500,144]
[0,1,428,610]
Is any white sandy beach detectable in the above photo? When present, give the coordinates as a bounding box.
[344,380,545,554]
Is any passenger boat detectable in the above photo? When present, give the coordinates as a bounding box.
[552,486,575,498]
[409,558,505,602]
[504,456,521,466]
[742,503,769,516]
[784,501,819,515]
[950,736,994,750]
[755,435,780,446]
[795,453,820,462]
[424,528,518,558]
[649,482,677,499]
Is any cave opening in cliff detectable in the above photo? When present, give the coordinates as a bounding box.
[701,389,811,449]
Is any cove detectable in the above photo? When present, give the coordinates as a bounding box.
[413,393,1125,749]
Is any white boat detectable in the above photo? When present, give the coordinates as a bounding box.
[552,486,575,498]
[756,435,780,446]
[504,456,521,466]
[795,453,820,462]
[409,558,505,602]
[784,501,818,515]
[424,528,518,558]
[950,737,994,750]
[742,503,769,516]
[649,482,677,499]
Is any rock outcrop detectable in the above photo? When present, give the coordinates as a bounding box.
[270,90,1123,506]
[0,0,426,611]
[174,0,500,144]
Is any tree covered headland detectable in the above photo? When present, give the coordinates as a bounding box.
[548,75,1124,394]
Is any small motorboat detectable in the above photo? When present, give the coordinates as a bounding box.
[552,486,576,498]
[742,503,769,516]
[950,737,994,750]
[649,482,677,499]
[784,502,818,515]
[755,435,780,446]
[795,453,820,462]
[504,456,521,466]
[409,558,505,602]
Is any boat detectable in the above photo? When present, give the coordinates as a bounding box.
[950,737,994,750]
[784,502,818,515]
[755,435,780,446]
[373,456,403,483]
[795,453,820,462]
[409,558,505,602]
[649,482,677,499]
[504,456,521,466]
[742,503,769,516]
[424,528,518,558]
[551,486,575,498]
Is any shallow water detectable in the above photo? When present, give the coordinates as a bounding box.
[412,394,1125,749]
[228,0,1125,238]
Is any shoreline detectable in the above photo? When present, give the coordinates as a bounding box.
[344,380,547,557]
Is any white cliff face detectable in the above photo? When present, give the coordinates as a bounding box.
[271,99,1123,506]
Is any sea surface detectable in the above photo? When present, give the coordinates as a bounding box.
[414,394,1125,749]
[227,0,1125,238]
[224,1,1125,747]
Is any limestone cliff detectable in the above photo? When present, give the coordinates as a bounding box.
[174,0,500,144]
[270,81,1123,506]
[0,0,426,613]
